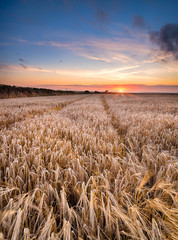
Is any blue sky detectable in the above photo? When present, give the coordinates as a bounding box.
[0,0,178,92]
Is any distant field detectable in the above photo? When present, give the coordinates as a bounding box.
[0,94,177,239]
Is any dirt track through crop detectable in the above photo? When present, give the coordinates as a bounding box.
[101,95,128,157]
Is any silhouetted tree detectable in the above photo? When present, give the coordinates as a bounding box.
[84,90,90,94]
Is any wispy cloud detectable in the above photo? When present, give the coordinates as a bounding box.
[143,51,173,63]
[79,54,112,63]
[1,62,178,85]
[16,35,150,64]
[0,64,8,69]
[0,64,139,77]
[0,64,55,73]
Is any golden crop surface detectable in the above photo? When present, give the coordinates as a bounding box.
[0,94,177,240]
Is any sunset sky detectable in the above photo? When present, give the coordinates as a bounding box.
[0,0,178,92]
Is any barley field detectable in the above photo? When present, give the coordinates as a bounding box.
[0,94,178,240]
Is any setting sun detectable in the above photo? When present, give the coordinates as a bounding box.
[117,88,125,93]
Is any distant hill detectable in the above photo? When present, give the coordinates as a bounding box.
[0,84,77,99]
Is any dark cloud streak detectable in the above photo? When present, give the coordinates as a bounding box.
[19,58,25,62]
[19,63,27,69]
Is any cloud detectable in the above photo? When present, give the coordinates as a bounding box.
[0,63,139,78]
[80,54,111,62]
[36,41,71,48]
[0,64,8,69]
[34,37,147,63]
[19,58,25,62]
[16,38,28,43]
[15,29,152,64]
[0,64,54,73]
[149,23,178,60]
[19,63,28,69]
[95,8,110,24]
[1,63,177,88]
[133,15,146,29]
[143,50,173,63]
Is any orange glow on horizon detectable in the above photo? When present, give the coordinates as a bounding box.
[116,88,126,93]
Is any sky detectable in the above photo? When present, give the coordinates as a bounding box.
[0,0,178,92]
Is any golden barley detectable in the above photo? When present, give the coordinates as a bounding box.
[0,94,177,239]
